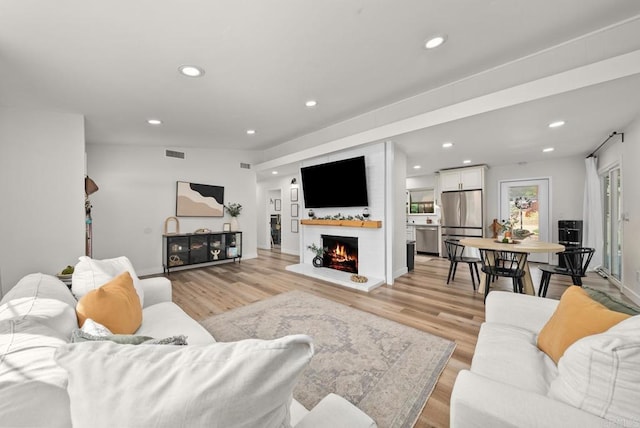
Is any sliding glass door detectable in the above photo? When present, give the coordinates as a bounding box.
[601,167,622,285]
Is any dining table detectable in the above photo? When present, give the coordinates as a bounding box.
[459,237,565,295]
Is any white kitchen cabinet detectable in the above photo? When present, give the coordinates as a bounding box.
[439,166,484,191]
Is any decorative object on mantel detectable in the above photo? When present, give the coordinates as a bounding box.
[362,207,370,219]
[307,243,324,267]
[300,219,382,229]
[350,274,368,283]
[224,203,242,231]
[308,209,315,218]
[163,216,180,235]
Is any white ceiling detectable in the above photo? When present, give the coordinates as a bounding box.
[2,1,640,178]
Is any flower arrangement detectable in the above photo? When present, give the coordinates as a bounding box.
[499,217,518,233]
[224,203,242,217]
[307,243,324,257]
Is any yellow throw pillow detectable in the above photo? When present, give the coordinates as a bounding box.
[76,272,142,334]
[537,286,630,364]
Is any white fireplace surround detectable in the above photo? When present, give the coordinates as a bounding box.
[287,144,387,292]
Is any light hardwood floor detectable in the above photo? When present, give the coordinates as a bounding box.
[168,249,617,428]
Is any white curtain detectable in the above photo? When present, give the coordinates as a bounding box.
[582,157,603,270]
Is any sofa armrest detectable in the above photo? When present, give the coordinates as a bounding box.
[294,394,376,428]
[486,291,559,333]
[139,276,172,307]
[451,370,607,428]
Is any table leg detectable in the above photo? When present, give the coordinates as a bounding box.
[522,261,535,295]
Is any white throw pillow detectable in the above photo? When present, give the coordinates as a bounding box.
[0,319,71,428]
[548,315,640,425]
[72,256,144,307]
[0,273,78,337]
[55,334,314,428]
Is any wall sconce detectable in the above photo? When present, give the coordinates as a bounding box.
[290,178,297,185]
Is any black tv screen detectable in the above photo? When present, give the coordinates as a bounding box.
[301,156,369,208]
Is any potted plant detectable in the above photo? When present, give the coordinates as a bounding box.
[307,243,324,267]
[224,203,242,231]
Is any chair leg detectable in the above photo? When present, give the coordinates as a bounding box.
[572,276,583,286]
[511,277,519,293]
[539,272,551,298]
[517,277,524,294]
[484,273,491,303]
[452,262,459,281]
[472,263,480,290]
[468,263,476,289]
[446,261,455,284]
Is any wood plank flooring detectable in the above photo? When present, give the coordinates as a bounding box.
[168,250,617,428]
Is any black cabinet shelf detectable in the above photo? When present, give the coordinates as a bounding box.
[163,231,242,274]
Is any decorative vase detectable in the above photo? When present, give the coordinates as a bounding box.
[362,207,370,218]
[308,209,315,218]
[312,256,323,267]
[230,217,239,231]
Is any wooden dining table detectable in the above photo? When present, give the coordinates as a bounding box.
[459,237,565,295]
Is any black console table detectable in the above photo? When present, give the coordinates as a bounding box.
[163,231,242,274]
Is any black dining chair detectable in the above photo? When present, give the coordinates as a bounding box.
[479,249,528,302]
[538,247,595,298]
[444,239,481,290]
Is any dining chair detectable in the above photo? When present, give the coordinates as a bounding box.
[478,249,528,301]
[444,239,480,290]
[537,247,595,298]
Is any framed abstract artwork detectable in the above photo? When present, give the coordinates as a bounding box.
[176,181,224,217]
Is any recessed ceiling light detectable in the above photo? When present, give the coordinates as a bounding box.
[246,129,256,135]
[178,65,204,77]
[548,120,565,128]
[147,119,162,125]
[305,100,317,108]
[413,165,421,169]
[543,147,555,153]
[424,35,447,49]
[462,160,471,164]
[272,171,278,175]
[442,142,453,148]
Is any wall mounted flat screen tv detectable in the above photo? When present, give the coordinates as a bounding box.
[176,181,224,217]
[301,156,369,208]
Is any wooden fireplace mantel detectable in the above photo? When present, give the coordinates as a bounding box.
[300,219,382,228]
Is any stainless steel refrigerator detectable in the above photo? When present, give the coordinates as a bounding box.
[441,190,483,255]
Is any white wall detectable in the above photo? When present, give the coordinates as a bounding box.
[0,107,85,294]
[86,144,258,276]
[388,143,408,281]
[485,157,585,244]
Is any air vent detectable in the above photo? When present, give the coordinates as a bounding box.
[165,150,185,159]
[240,163,251,169]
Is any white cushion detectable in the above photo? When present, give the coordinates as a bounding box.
[55,335,314,428]
[72,256,144,307]
[472,323,558,395]
[137,301,216,345]
[295,393,377,428]
[0,319,71,428]
[0,273,78,337]
[548,315,640,425]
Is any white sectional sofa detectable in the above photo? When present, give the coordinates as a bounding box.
[451,291,640,428]
[0,272,376,427]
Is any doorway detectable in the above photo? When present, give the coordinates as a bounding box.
[268,189,282,251]
[601,166,622,286]
[499,178,550,263]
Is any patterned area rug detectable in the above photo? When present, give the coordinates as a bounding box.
[200,290,455,428]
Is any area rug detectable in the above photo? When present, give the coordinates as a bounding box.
[200,290,455,428]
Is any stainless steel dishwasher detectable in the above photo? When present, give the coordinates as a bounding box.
[415,226,439,254]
